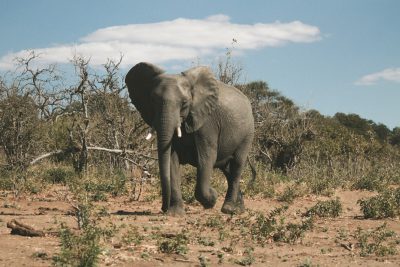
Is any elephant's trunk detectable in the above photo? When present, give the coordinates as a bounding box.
[156,103,177,213]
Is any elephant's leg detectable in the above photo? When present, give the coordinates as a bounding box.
[221,160,245,214]
[168,150,185,216]
[194,146,218,209]
[195,165,218,209]
[221,138,252,214]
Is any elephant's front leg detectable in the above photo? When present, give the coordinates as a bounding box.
[168,150,185,216]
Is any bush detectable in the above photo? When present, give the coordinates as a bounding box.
[234,247,255,266]
[181,169,196,204]
[278,183,308,203]
[0,168,15,190]
[249,206,314,245]
[274,218,314,244]
[243,169,279,198]
[53,223,102,267]
[307,177,336,196]
[0,93,46,169]
[205,215,224,229]
[355,223,398,257]
[44,167,75,184]
[358,188,400,219]
[352,175,385,191]
[250,207,287,244]
[121,225,144,246]
[158,230,189,255]
[305,198,342,218]
[52,189,115,266]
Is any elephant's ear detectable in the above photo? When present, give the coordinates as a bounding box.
[125,62,164,126]
[182,66,219,133]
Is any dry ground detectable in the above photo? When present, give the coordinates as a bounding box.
[0,186,399,267]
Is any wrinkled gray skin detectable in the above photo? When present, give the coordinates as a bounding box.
[125,62,254,215]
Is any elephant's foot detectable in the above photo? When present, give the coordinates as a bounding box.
[195,187,218,209]
[166,204,185,216]
[221,192,245,214]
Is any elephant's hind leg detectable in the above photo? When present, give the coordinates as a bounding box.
[221,138,252,214]
[221,160,245,214]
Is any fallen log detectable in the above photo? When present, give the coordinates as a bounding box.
[6,219,45,237]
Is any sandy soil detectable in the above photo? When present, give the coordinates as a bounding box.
[0,186,399,267]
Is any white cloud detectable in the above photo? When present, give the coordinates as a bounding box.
[355,68,400,86]
[0,15,321,70]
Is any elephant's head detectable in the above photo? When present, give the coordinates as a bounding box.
[125,62,219,212]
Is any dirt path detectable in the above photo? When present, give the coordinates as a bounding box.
[0,188,399,266]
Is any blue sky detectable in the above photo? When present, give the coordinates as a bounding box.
[1,0,399,128]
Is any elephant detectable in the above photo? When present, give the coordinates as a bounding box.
[125,62,254,215]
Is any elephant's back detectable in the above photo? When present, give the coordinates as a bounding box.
[218,83,254,131]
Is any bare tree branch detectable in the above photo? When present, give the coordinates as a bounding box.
[29,146,157,166]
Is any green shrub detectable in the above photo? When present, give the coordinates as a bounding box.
[110,169,128,196]
[243,169,279,198]
[158,230,189,255]
[198,255,210,267]
[181,178,196,204]
[44,167,75,184]
[278,218,314,244]
[205,215,224,229]
[305,198,342,218]
[180,166,197,204]
[352,175,385,191]
[298,258,316,267]
[121,225,144,246]
[77,169,129,201]
[278,183,307,203]
[249,206,313,244]
[32,251,48,260]
[250,207,287,244]
[52,190,116,266]
[355,223,398,257]
[53,223,102,267]
[307,177,335,196]
[0,168,16,190]
[358,188,400,219]
[234,247,255,266]
[197,236,215,247]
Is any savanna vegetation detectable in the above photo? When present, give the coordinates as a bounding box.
[0,50,399,266]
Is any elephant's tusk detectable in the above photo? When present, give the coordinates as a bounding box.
[145,128,155,141]
[145,133,152,140]
[145,132,152,140]
[176,126,182,138]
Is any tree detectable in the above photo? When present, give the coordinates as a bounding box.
[214,39,244,86]
[390,127,400,146]
[371,123,391,143]
[334,113,372,138]
[0,51,60,171]
[0,92,44,170]
[241,81,313,172]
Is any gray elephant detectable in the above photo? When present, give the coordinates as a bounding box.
[125,62,254,215]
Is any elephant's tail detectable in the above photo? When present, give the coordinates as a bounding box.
[247,156,257,187]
